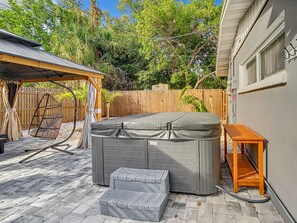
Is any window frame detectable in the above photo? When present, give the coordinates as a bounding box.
[238,22,286,94]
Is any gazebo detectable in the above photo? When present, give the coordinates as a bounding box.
[0,29,105,148]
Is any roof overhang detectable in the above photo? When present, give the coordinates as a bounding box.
[216,0,256,76]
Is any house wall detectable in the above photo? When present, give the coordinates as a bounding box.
[233,0,297,222]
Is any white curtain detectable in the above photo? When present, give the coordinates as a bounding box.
[1,81,23,141]
[77,81,97,148]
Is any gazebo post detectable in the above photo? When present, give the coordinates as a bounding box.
[94,77,102,121]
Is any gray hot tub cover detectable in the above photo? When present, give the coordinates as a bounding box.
[91,112,221,140]
[91,113,154,137]
[121,112,187,139]
[170,112,221,139]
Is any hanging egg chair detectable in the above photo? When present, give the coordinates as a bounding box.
[28,93,63,140]
[20,80,77,163]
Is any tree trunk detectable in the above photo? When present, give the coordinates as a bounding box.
[106,102,110,120]
[185,70,190,87]
[89,0,101,28]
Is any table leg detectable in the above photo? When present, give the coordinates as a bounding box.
[224,129,227,159]
[0,142,4,154]
[233,141,238,193]
[241,143,244,155]
[258,141,264,195]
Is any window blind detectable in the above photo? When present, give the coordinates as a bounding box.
[261,33,285,79]
[246,58,257,85]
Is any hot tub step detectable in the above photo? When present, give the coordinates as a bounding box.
[110,167,169,194]
[99,189,168,222]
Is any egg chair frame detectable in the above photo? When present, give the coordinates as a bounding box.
[19,80,77,163]
[28,93,63,140]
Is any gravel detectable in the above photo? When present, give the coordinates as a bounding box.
[22,121,85,141]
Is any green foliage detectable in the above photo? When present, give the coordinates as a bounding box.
[51,24,97,66]
[0,0,224,90]
[98,14,148,90]
[181,95,208,112]
[101,88,122,104]
[0,0,55,50]
[0,0,100,66]
[32,82,61,89]
[119,0,222,89]
[57,83,88,105]
[179,87,208,112]
[200,76,227,90]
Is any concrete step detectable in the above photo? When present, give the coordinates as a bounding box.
[99,189,168,222]
[110,167,169,194]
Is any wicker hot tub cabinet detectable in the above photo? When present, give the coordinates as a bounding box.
[91,112,221,195]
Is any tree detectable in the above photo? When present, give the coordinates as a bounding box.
[0,0,106,89]
[118,0,222,89]
[0,0,101,67]
[49,0,102,67]
[98,13,148,90]
[101,89,122,119]
[0,0,56,50]
[89,0,101,28]
[0,0,225,91]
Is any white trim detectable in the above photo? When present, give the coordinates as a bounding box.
[216,0,262,76]
[258,22,285,55]
[231,0,267,59]
[256,52,261,82]
[216,0,268,76]
[238,70,287,94]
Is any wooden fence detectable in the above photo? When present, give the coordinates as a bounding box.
[106,89,227,121]
[0,88,227,129]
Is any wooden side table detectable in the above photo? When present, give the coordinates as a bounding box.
[224,124,265,195]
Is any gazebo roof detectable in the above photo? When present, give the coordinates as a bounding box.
[0,29,105,82]
[0,29,41,47]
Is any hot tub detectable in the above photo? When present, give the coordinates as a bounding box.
[91,112,221,195]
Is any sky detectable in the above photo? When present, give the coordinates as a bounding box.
[81,0,122,17]
[0,0,223,15]
[81,0,223,18]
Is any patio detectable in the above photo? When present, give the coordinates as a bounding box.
[0,128,285,223]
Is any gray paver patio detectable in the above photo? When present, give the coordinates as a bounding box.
[0,133,285,222]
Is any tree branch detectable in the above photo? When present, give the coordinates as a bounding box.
[194,71,215,89]
[187,34,215,68]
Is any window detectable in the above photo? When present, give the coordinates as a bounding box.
[246,58,257,85]
[260,33,285,79]
[239,25,286,93]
